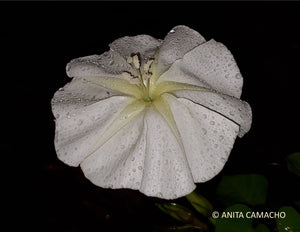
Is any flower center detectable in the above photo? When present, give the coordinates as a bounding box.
[122,54,160,103]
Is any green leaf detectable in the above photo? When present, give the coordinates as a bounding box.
[286,152,300,176]
[276,206,300,232]
[215,204,270,232]
[216,174,268,207]
[185,191,213,217]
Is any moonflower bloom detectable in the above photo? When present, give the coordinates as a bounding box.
[51,25,252,199]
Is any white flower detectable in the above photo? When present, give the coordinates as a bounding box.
[51,25,252,199]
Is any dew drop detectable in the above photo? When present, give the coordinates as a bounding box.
[109,60,114,65]
[138,166,142,170]
[210,121,215,125]
[235,73,242,79]
[221,157,226,163]
[169,29,175,34]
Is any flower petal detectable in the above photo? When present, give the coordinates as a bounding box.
[173,90,252,137]
[85,99,146,157]
[80,107,196,200]
[109,34,161,61]
[66,50,137,77]
[156,25,206,76]
[78,75,144,99]
[52,94,134,166]
[80,112,147,190]
[140,108,196,199]
[164,94,240,182]
[51,77,119,119]
[158,39,243,98]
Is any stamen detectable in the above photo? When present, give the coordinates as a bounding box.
[143,59,154,73]
[127,56,133,64]
[121,72,141,85]
[132,55,140,69]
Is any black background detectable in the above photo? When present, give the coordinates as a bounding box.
[1,2,300,232]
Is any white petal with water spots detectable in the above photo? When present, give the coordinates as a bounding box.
[140,108,195,199]
[80,112,147,190]
[53,96,133,166]
[157,25,206,76]
[158,39,243,98]
[66,50,137,77]
[109,34,161,61]
[166,95,240,182]
[173,90,252,137]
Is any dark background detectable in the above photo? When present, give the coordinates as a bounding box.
[1,2,300,232]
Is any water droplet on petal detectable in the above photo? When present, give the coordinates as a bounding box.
[169,29,175,34]
[235,73,242,79]
[210,121,215,125]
